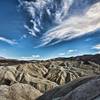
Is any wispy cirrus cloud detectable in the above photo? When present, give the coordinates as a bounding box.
[0,37,17,45]
[39,2,100,47]
[24,24,37,36]
[18,0,74,37]
[18,0,100,48]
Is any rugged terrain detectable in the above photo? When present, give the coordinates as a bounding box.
[0,54,100,100]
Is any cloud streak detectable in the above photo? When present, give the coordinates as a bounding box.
[18,0,100,47]
[0,37,16,45]
[39,2,100,46]
[18,0,74,37]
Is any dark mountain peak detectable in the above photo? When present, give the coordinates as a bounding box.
[74,54,100,64]
[49,54,100,62]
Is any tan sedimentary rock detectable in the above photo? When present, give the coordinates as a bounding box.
[0,83,42,100]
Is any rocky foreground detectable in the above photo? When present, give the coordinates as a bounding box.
[0,54,100,100]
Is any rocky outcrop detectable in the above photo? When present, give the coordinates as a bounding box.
[37,75,100,100]
[0,83,42,100]
[0,54,100,100]
[0,64,58,92]
[45,63,79,85]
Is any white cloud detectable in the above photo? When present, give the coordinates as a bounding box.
[18,0,74,37]
[0,37,17,45]
[20,34,27,40]
[18,0,100,47]
[39,2,100,46]
[59,53,65,56]
[58,49,77,57]
[24,25,36,36]
[93,44,100,50]
[32,54,40,58]
[66,49,78,54]
[67,49,77,53]
[20,54,41,60]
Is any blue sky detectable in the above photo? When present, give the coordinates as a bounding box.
[0,0,100,60]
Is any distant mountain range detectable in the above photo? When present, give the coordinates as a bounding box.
[49,54,100,64]
[0,54,100,65]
